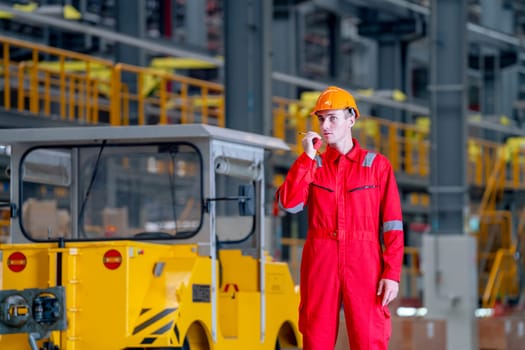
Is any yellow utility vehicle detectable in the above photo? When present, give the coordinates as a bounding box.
[0,124,301,350]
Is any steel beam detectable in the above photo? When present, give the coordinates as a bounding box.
[186,0,207,48]
[224,0,272,134]
[377,40,404,120]
[429,0,467,234]
[427,1,478,350]
[272,6,298,98]
[115,0,146,66]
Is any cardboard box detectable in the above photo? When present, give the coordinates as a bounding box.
[509,317,525,350]
[479,317,510,349]
[102,207,129,237]
[480,316,525,350]
[390,317,446,350]
[21,199,71,238]
[412,318,446,350]
[334,314,445,350]
[57,209,71,237]
[22,198,59,239]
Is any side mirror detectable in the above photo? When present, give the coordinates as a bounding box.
[238,184,255,216]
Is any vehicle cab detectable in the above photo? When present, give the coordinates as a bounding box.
[0,124,301,350]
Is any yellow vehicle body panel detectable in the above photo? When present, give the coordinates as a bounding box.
[0,242,301,349]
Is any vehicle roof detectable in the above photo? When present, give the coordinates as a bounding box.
[0,124,289,151]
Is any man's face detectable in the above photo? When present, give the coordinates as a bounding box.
[316,109,355,145]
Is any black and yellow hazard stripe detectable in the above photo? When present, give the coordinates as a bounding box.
[133,307,178,345]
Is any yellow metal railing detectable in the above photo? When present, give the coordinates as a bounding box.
[2,38,113,123]
[481,248,518,308]
[347,117,430,177]
[477,211,514,301]
[0,36,225,127]
[475,142,525,308]
[507,149,525,189]
[272,97,319,155]
[517,206,525,306]
[0,207,9,243]
[402,246,422,299]
[468,139,500,188]
[113,63,224,126]
[0,219,8,243]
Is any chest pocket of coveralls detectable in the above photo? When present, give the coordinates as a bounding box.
[309,182,336,226]
[346,184,380,238]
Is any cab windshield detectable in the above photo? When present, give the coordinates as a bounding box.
[19,142,203,241]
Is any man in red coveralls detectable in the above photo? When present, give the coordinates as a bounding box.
[277,86,404,349]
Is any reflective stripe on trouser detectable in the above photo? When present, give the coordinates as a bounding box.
[299,237,391,350]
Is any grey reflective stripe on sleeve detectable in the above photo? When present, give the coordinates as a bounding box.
[383,220,403,232]
[314,154,322,168]
[279,197,304,214]
[362,152,377,167]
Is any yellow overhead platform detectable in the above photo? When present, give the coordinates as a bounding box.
[0,2,81,20]
[150,57,220,70]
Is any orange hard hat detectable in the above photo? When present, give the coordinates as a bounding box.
[310,86,360,118]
